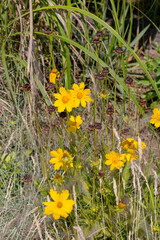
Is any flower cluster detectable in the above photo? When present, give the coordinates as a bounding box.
[54,82,92,113]
[105,138,146,170]
[43,189,75,220]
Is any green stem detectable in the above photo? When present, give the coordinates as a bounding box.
[101,98,105,123]
[127,87,130,127]
[112,56,120,149]
[27,93,48,179]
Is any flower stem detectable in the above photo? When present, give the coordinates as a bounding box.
[112,56,120,150]
[127,87,130,128]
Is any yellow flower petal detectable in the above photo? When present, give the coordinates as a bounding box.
[43,189,75,220]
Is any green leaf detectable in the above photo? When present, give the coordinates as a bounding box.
[24,148,33,156]
[8,5,160,100]
[122,162,131,186]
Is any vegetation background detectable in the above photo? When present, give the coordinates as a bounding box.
[0,0,160,239]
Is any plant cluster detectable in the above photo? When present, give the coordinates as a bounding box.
[0,0,160,239]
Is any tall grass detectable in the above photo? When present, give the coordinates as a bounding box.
[0,0,160,239]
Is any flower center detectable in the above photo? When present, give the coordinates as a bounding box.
[112,158,118,164]
[77,92,83,99]
[62,96,69,103]
[57,201,63,208]
[62,153,69,163]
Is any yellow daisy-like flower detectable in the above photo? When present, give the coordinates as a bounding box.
[150,108,160,128]
[105,151,124,170]
[121,150,138,163]
[43,189,75,220]
[54,87,74,112]
[49,69,60,84]
[49,149,73,171]
[120,138,146,152]
[72,82,92,108]
[117,202,126,209]
[66,115,83,133]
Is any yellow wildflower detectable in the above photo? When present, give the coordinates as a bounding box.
[54,87,74,112]
[118,202,126,209]
[105,151,124,170]
[92,208,96,212]
[150,108,160,128]
[153,227,158,232]
[43,189,75,220]
[50,69,60,84]
[72,82,92,108]
[120,138,146,152]
[50,149,73,171]
[121,150,138,163]
[66,115,83,133]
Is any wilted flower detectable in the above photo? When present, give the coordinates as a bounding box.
[106,106,114,115]
[120,128,130,136]
[53,173,63,184]
[121,150,139,163]
[98,169,105,178]
[43,189,75,220]
[96,72,105,80]
[124,76,134,87]
[50,149,73,171]
[93,35,100,44]
[138,98,146,107]
[21,174,32,184]
[46,82,55,89]
[59,111,67,119]
[66,115,83,133]
[50,69,60,84]
[102,67,109,74]
[120,138,146,152]
[114,46,124,54]
[87,124,95,131]
[99,90,108,99]
[43,27,53,35]
[46,105,56,113]
[95,31,103,37]
[20,83,31,92]
[94,122,102,130]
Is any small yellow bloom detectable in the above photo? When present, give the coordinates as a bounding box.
[92,208,96,212]
[72,82,92,108]
[43,189,75,220]
[54,87,74,112]
[50,149,73,171]
[121,150,138,163]
[105,189,109,194]
[153,227,158,232]
[78,165,82,169]
[150,108,160,128]
[120,138,146,152]
[105,151,124,170]
[66,115,83,133]
[118,202,126,209]
[50,69,60,84]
